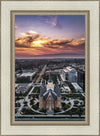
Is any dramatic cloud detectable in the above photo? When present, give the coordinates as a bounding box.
[15,31,40,48]
[15,30,85,57]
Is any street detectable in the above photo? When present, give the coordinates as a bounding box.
[35,65,46,83]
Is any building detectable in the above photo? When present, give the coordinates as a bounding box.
[39,72,62,114]
[61,66,77,82]
[77,69,85,91]
[71,82,83,93]
[63,85,71,93]
[79,65,85,71]
[16,72,36,82]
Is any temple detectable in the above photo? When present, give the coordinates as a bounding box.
[39,71,62,114]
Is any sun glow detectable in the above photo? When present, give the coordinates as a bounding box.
[32,40,45,47]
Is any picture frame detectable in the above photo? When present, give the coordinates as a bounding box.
[11,10,89,125]
[0,0,100,136]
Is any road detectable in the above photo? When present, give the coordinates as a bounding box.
[16,84,45,116]
[15,114,85,121]
[15,118,85,121]
[82,93,85,97]
[56,98,84,115]
[15,114,85,118]
[15,85,35,116]
[35,65,46,83]
[16,99,24,116]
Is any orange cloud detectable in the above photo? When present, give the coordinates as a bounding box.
[15,30,85,57]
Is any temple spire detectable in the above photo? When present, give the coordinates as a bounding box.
[48,69,52,82]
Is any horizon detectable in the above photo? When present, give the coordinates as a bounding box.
[15,56,85,60]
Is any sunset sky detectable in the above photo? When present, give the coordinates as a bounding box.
[15,15,85,59]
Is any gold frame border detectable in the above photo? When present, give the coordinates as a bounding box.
[0,0,100,136]
[11,10,89,126]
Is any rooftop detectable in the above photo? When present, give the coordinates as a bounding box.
[72,82,82,90]
[19,72,35,77]
[63,66,76,73]
[63,85,71,91]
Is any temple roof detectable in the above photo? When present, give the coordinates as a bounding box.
[48,70,52,83]
[54,84,61,97]
[40,86,46,97]
[43,89,57,100]
[39,74,61,99]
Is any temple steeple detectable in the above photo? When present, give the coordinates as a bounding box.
[48,69,52,83]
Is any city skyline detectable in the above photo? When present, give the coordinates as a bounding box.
[15,15,85,59]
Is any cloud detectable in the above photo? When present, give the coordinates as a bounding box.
[20,30,38,37]
[37,15,62,29]
[15,30,85,57]
[48,16,62,29]
[15,31,40,48]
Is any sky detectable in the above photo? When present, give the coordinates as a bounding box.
[15,15,85,59]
